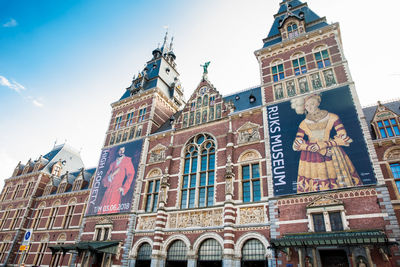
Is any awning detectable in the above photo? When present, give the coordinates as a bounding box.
[76,241,121,255]
[270,230,397,250]
[48,245,78,254]
[48,241,120,255]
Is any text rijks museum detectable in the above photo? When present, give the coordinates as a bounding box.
[1,1,400,267]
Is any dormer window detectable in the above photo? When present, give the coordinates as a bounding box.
[52,163,62,177]
[58,182,67,193]
[377,118,400,138]
[287,22,299,39]
[44,184,53,196]
[73,179,83,191]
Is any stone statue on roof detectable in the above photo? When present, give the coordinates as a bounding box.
[201,61,211,74]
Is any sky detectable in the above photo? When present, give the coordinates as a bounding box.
[0,0,399,188]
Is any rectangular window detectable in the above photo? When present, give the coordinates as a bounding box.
[390,163,400,194]
[378,119,400,139]
[0,211,10,229]
[242,163,261,202]
[63,206,74,228]
[114,116,123,130]
[312,213,326,232]
[127,111,135,126]
[292,57,307,75]
[10,209,23,229]
[314,49,331,69]
[24,182,34,198]
[34,243,48,266]
[47,207,58,229]
[272,64,285,82]
[138,108,147,122]
[145,180,160,212]
[33,209,43,230]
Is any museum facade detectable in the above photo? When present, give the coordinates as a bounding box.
[1,0,400,266]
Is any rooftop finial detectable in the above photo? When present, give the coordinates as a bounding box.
[170,36,174,51]
[162,26,169,50]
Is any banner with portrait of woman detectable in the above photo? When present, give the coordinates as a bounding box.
[86,139,143,215]
[267,86,376,196]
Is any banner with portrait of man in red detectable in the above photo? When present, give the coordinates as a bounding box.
[86,139,143,215]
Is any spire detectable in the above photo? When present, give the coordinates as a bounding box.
[170,36,174,51]
[161,28,169,53]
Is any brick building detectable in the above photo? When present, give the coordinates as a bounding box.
[1,0,400,267]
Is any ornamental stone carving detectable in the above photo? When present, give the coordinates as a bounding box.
[149,144,167,163]
[237,122,260,144]
[167,209,223,228]
[385,148,400,160]
[239,206,264,225]
[306,195,343,208]
[137,216,156,230]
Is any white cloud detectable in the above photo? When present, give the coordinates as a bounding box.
[1,75,44,107]
[3,18,18,28]
[0,75,26,93]
[32,99,44,107]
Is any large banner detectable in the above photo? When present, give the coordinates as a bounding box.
[267,86,376,196]
[87,140,143,215]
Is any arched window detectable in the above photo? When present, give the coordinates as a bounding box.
[241,239,266,267]
[166,240,187,267]
[197,239,222,267]
[181,134,215,209]
[136,243,152,267]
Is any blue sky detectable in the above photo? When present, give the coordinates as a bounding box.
[1,0,399,186]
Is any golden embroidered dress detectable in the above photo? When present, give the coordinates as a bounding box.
[293,110,362,193]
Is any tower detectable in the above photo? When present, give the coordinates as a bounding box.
[255,0,400,266]
[75,32,185,267]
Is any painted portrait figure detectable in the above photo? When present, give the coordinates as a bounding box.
[98,146,135,214]
[290,94,362,193]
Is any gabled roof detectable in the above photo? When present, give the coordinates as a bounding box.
[263,0,328,48]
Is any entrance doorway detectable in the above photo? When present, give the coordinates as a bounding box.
[319,249,349,267]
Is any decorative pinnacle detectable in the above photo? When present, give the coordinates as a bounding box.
[170,36,174,51]
[162,27,169,49]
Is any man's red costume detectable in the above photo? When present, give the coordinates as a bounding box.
[98,155,135,214]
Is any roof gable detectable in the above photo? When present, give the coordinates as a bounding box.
[175,78,229,129]
[263,0,328,48]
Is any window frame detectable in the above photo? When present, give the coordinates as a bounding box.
[180,134,216,209]
[138,107,147,122]
[241,163,261,203]
[314,48,331,69]
[307,206,347,232]
[377,118,400,139]
[390,162,400,195]
[145,179,160,212]
[271,61,285,82]
[287,22,299,39]
[292,56,307,76]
